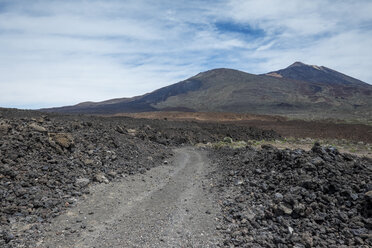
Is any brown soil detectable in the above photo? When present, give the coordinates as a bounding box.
[239,119,372,144]
[113,111,286,122]
[117,112,372,144]
[253,141,372,159]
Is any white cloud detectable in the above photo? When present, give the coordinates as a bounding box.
[223,0,372,81]
[225,0,371,35]
[0,14,163,40]
[0,0,371,109]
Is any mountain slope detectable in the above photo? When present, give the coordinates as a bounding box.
[44,77,204,114]
[266,62,367,86]
[153,68,372,119]
[42,63,372,120]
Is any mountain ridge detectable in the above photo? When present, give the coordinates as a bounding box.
[266,62,367,86]
[41,62,372,120]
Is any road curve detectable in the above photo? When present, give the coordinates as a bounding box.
[40,147,221,248]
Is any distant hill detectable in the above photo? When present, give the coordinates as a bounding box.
[266,62,367,86]
[42,62,372,121]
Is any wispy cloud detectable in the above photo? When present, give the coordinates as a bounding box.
[0,0,371,108]
[222,0,372,75]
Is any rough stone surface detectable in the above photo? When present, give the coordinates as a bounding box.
[29,123,47,133]
[49,133,74,148]
[0,108,278,247]
[0,111,171,247]
[41,148,222,248]
[210,143,372,247]
[75,178,90,188]
[94,173,109,184]
[0,123,11,134]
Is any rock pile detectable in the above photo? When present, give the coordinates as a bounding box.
[0,108,279,247]
[212,143,372,247]
[0,115,170,247]
[113,118,280,146]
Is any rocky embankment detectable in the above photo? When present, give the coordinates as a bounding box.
[0,115,172,247]
[211,143,372,247]
[0,108,279,247]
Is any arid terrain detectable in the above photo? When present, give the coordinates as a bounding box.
[118,111,372,146]
[212,143,372,247]
[1,108,371,247]
[43,62,372,122]
[2,1,372,247]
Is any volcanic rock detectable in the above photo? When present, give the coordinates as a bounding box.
[94,173,109,184]
[49,133,74,148]
[0,107,280,247]
[0,123,11,134]
[29,123,47,133]
[75,178,90,188]
[211,144,372,247]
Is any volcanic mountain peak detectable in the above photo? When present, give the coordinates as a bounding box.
[42,62,372,121]
[288,61,307,67]
[267,62,368,86]
[288,61,324,70]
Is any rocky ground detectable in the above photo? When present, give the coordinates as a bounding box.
[0,108,278,247]
[118,111,372,144]
[210,143,372,247]
[1,107,371,247]
[0,113,170,247]
[40,147,221,248]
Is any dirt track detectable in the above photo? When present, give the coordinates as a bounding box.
[0,108,278,247]
[40,147,221,248]
[2,108,371,247]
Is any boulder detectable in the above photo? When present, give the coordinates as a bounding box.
[49,133,74,148]
[94,173,109,184]
[0,123,11,134]
[29,123,47,133]
[75,178,90,188]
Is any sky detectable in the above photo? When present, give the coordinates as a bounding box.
[0,0,371,109]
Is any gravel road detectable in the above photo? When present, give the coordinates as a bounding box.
[40,147,221,248]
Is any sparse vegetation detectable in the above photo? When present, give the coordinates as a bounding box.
[199,135,372,158]
[243,137,372,158]
[197,138,247,149]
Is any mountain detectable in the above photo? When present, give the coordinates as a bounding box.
[42,62,372,120]
[266,62,367,86]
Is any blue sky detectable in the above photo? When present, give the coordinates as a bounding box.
[0,0,371,109]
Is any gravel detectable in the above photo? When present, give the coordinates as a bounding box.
[0,108,278,247]
[0,114,171,247]
[6,107,369,247]
[210,143,372,247]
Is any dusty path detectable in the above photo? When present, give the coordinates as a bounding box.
[40,147,221,248]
